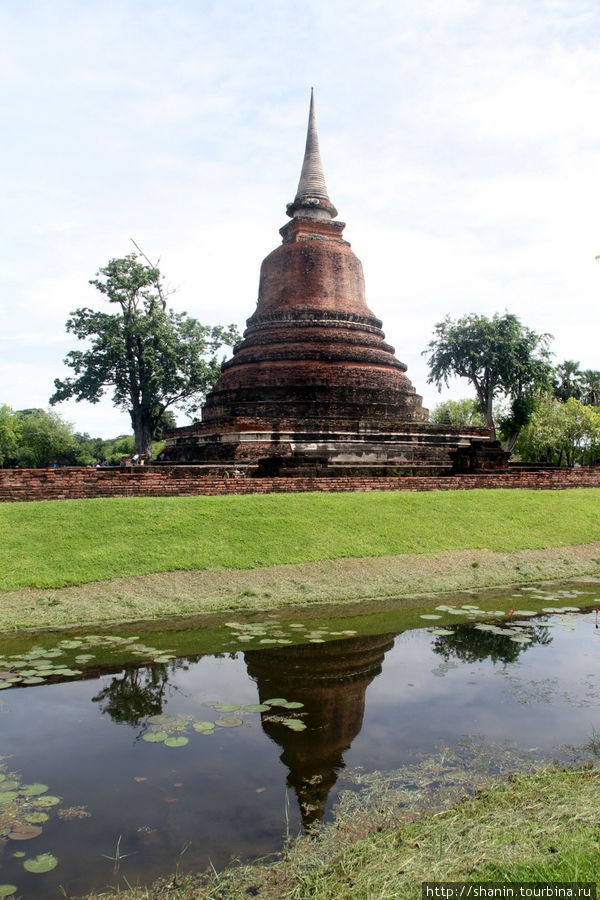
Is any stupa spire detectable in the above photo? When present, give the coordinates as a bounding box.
[286,88,338,220]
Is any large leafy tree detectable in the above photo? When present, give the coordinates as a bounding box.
[422,312,553,445]
[0,405,21,466]
[51,255,240,456]
[515,396,600,466]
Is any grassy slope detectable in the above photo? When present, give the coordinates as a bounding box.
[1,488,600,591]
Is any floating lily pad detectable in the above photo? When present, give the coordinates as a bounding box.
[32,796,60,808]
[279,701,304,709]
[309,639,325,643]
[243,704,270,713]
[24,812,49,824]
[263,698,288,706]
[164,736,189,748]
[0,792,18,804]
[8,824,42,841]
[59,640,82,649]
[20,783,48,797]
[192,721,215,732]
[511,610,537,616]
[23,853,58,873]
[283,719,307,731]
[213,703,241,712]
[215,716,243,728]
[0,887,16,898]
[142,731,168,743]
[431,628,454,636]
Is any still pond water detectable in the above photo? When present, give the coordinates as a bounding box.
[0,580,599,898]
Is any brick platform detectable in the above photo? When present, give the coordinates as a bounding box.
[1,466,599,503]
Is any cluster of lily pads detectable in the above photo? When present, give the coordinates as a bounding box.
[418,591,586,640]
[0,761,62,894]
[0,634,176,690]
[141,697,307,746]
[223,620,357,647]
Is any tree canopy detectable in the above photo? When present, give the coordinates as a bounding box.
[50,254,240,456]
[422,312,553,444]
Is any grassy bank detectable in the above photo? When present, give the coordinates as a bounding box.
[83,767,599,899]
[1,488,600,592]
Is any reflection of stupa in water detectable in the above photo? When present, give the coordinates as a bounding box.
[244,634,394,828]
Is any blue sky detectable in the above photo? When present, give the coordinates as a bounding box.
[2,0,599,436]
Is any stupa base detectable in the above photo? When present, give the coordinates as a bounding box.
[163,423,508,475]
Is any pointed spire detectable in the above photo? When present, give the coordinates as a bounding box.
[286,89,338,220]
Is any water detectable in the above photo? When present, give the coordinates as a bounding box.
[0,581,598,898]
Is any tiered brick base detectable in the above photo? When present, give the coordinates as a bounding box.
[1,466,599,503]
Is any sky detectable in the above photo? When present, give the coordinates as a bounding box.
[2,0,599,438]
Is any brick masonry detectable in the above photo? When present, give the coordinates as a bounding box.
[1,466,599,503]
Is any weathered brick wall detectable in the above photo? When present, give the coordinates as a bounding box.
[1,466,599,502]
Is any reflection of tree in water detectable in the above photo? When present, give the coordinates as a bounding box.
[92,664,173,726]
[244,634,394,829]
[432,623,552,666]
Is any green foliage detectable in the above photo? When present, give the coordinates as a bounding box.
[0,405,21,465]
[515,395,600,466]
[430,398,485,426]
[553,359,600,406]
[423,312,553,438]
[51,254,239,455]
[8,409,77,468]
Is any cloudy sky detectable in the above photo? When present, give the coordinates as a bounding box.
[2,0,599,437]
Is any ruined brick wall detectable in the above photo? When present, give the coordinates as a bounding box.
[1,466,599,502]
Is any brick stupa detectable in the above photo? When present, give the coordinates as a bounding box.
[164,92,504,474]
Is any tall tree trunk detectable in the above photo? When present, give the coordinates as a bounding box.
[131,408,153,458]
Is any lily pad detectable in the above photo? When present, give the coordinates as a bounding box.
[263,698,288,706]
[8,824,43,841]
[32,796,60,808]
[0,887,17,899]
[283,719,307,731]
[192,721,215,732]
[420,614,442,620]
[212,703,241,712]
[0,792,18,804]
[23,853,58,873]
[142,731,168,743]
[164,736,189,748]
[24,812,49,824]
[20,783,49,797]
[279,701,304,709]
[431,628,454,636]
[243,704,270,713]
[215,716,243,728]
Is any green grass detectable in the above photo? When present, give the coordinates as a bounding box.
[1,488,599,591]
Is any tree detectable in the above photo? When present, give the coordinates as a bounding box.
[50,254,240,456]
[0,405,21,466]
[12,408,77,468]
[580,369,600,407]
[515,396,600,466]
[422,312,553,445]
[553,360,583,402]
[430,398,485,426]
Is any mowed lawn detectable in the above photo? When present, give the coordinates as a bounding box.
[1,488,599,591]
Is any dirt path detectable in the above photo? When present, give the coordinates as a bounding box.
[1,542,599,633]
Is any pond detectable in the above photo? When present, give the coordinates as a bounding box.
[0,580,599,898]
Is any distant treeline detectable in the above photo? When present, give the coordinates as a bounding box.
[0,406,167,468]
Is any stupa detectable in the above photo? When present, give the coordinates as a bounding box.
[164,92,505,474]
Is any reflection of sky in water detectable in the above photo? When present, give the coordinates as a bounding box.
[346,616,599,774]
[0,609,598,897]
